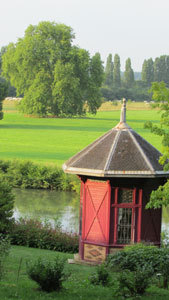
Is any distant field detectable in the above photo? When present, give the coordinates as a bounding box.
[0,100,162,166]
[98,100,155,111]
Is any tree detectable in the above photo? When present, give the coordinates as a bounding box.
[141,58,154,86]
[0,177,14,233]
[113,54,121,88]
[123,58,134,88]
[104,54,113,88]
[87,52,104,113]
[0,47,9,120]
[0,77,8,120]
[153,55,169,86]
[2,21,104,117]
[0,47,7,74]
[145,82,169,208]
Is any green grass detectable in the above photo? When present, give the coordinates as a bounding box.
[1,245,169,300]
[0,108,162,166]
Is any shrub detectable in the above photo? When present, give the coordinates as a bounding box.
[0,234,11,280]
[90,263,110,286]
[106,243,159,273]
[157,248,169,289]
[0,159,80,193]
[27,256,66,292]
[117,264,153,297]
[10,218,79,253]
[0,176,14,233]
[107,243,169,290]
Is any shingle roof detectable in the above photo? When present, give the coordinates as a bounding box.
[63,99,169,178]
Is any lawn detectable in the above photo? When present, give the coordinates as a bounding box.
[0,101,162,166]
[1,245,169,300]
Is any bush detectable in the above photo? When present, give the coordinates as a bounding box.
[0,234,11,280]
[106,243,159,273]
[0,176,14,233]
[90,263,110,286]
[10,218,79,253]
[27,256,66,292]
[117,265,153,297]
[0,160,80,193]
[157,248,169,289]
[107,243,169,290]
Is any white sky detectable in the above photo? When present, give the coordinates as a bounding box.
[0,0,169,71]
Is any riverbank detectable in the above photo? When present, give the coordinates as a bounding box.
[0,159,80,193]
[1,245,169,300]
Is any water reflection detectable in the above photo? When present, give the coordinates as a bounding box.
[13,189,169,235]
[13,189,79,233]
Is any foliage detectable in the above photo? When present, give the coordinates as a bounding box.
[89,263,110,286]
[0,159,80,193]
[113,54,121,88]
[154,56,169,86]
[161,229,169,248]
[0,245,133,300]
[106,243,169,289]
[101,84,150,101]
[87,52,104,114]
[10,218,79,253]
[123,58,134,88]
[0,77,8,120]
[0,234,11,280]
[142,58,154,86]
[27,256,66,292]
[0,47,11,114]
[0,176,14,233]
[141,55,169,87]
[104,54,113,88]
[106,244,159,273]
[2,21,104,117]
[117,265,153,297]
[144,81,169,208]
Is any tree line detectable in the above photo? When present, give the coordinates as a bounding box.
[0,21,169,117]
[102,53,169,101]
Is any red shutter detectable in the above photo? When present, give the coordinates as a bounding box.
[82,180,110,244]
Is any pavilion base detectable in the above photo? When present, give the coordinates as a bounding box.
[68,253,101,266]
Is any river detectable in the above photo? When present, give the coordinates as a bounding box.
[13,189,169,236]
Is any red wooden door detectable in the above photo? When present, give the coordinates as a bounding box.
[82,180,110,244]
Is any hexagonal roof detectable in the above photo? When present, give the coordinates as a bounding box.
[63,99,169,178]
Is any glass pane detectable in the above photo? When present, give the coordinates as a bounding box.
[118,189,133,204]
[117,208,132,244]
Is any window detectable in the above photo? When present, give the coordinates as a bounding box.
[117,207,132,244]
[112,188,142,245]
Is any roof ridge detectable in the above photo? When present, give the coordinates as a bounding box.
[128,129,155,172]
[133,130,162,155]
[69,128,116,167]
[104,130,121,171]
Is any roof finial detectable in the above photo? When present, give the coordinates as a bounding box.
[120,98,126,123]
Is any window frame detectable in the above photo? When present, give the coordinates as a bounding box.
[112,187,142,244]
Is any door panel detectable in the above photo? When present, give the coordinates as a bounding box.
[83,181,110,243]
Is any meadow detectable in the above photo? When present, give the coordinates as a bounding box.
[0,101,168,300]
[1,100,162,166]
